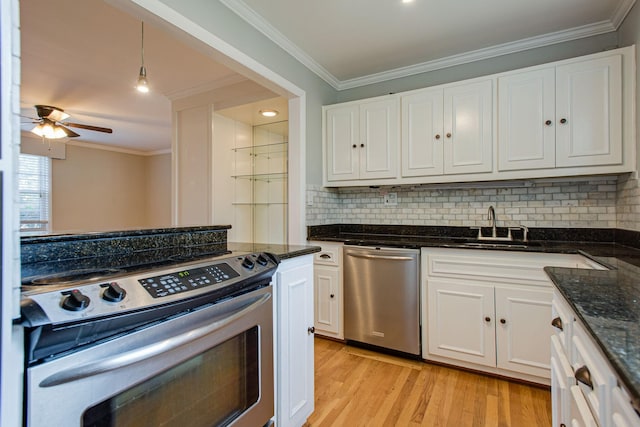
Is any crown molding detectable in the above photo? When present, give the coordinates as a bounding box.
[219,0,340,88]
[337,20,617,90]
[221,0,632,91]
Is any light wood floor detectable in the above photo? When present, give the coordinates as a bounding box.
[304,338,551,427]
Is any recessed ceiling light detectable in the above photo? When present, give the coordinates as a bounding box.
[402,0,414,3]
[260,109,279,117]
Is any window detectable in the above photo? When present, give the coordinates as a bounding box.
[19,153,50,232]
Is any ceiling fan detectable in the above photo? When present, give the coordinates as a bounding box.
[27,105,113,139]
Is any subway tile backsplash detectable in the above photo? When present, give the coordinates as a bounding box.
[306,175,640,232]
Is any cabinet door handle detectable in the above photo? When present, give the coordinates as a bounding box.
[308,326,315,335]
[551,316,563,331]
[500,318,506,324]
[435,134,441,140]
[559,118,568,124]
[545,120,552,126]
[319,254,331,259]
[446,132,452,138]
[485,316,491,322]
[575,365,593,389]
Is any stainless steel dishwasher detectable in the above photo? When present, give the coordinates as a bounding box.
[343,245,420,356]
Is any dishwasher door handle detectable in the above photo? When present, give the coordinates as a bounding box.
[347,253,415,261]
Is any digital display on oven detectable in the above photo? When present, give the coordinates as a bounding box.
[139,263,240,298]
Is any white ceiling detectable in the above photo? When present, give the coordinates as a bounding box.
[19,0,280,152]
[20,0,636,151]
[222,0,636,89]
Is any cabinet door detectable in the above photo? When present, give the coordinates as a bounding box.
[401,88,444,177]
[551,336,574,427]
[275,257,315,427]
[359,98,399,179]
[495,286,552,378]
[443,80,493,175]
[325,104,360,181]
[556,54,622,167]
[426,279,495,367]
[498,68,556,171]
[570,385,599,427]
[313,265,341,338]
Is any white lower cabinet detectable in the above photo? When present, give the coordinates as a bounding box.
[422,248,600,384]
[552,289,640,427]
[309,241,344,339]
[273,255,315,427]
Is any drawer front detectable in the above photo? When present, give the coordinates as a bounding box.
[551,295,574,354]
[311,243,341,266]
[572,322,616,425]
[611,386,640,427]
[570,385,599,427]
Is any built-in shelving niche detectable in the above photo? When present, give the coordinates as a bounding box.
[232,120,288,244]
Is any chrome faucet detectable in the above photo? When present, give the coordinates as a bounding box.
[487,205,497,238]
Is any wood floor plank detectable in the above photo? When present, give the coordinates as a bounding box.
[304,338,551,427]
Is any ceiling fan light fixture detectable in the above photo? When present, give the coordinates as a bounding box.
[259,109,278,118]
[31,122,67,139]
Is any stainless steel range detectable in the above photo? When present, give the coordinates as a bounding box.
[21,251,279,427]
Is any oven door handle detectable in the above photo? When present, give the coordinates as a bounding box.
[39,293,271,388]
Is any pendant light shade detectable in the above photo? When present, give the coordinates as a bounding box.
[135,22,149,93]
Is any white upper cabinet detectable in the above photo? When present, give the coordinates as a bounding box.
[555,54,622,167]
[443,80,493,175]
[401,88,444,177]
[402,80,493,177]
[499,53,624,171]
[498,67,556,171]
[325,96,399,182]
[323,45,635,187]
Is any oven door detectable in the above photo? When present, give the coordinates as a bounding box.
[26,285,273,427]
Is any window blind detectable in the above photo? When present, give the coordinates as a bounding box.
[19,153,50,232]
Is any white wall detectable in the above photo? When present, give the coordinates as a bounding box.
[145,152,172,228]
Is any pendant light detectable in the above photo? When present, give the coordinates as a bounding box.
[136,21,149,93]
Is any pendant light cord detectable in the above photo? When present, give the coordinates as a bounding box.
[141,22,145,67]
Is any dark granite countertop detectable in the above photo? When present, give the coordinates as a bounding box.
[308,223,640,409]
[228,242,320,260]
[546,261,640,412]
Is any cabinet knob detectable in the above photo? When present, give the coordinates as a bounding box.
[559,118,567,124]
[485,316,491,322]
[446,132,452,138]
[330,294,335,298]
[500,318,506,324]
[435,134,441,140]
[575,365,593,389]
[551,316,563,331]
[352,144,357,148]
[308,326,315,335]
[360,143,365,148]
[545,120,552,126]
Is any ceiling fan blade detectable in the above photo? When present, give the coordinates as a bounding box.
[64,122,113,134]
[35,105,70,122]
[57,124,80,138]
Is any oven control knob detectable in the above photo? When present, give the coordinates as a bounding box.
[242,256,255,270]
[256,254,269,266]
[62,289,91,311]
[103,282,127,302]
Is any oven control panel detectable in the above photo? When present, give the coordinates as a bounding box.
[21,252,279,325]
[139,263,240,298]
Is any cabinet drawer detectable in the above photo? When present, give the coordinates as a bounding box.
[570,385,599,427]
[314,248,340,266]
[551,296,574,353]
[611,386,640,426]
[572,322,616,425]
